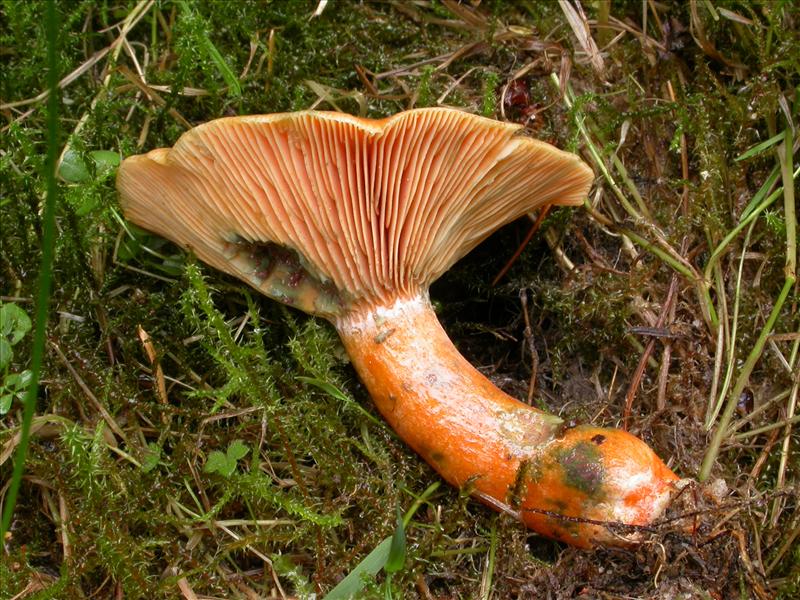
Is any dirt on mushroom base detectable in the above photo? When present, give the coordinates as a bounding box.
[1,1,798,599]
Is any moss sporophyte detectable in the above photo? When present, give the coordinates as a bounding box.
[117,108,679,548]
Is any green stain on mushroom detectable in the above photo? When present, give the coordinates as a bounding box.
[227,239,344,318]
[556,441,605,498]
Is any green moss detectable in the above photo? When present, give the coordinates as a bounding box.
[416,65,436,108]
[481,69,500,117]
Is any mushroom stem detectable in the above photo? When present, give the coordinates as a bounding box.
[337,295,679,547]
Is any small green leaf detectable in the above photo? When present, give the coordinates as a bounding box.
[0,339,11,370]
[226,439,249,462]
[0,394,12,415]
[1,373,31,406]
[59,148,90,182]
[1,303,32,344]
[205,440,249,477]
[141,442,161,473]
[384,506,406,574]
[59,149,120,183]
[89,150,121,174]
[5,370,32,391]
[116,237,141,261]
[204,450,229,475]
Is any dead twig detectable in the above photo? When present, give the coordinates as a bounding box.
[623,276,679,429]
[50,341,128,442]
[492,206,551,286]
[558,0,605,77]
[117,65,192,129]
[519,289,539,404]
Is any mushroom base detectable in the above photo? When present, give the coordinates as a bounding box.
[336,295,679,547]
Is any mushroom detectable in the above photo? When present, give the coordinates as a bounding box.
[118,108,678,547]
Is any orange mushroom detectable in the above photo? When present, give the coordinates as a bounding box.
[118,108,679,547]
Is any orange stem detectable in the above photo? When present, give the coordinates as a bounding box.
[336,295,679,547]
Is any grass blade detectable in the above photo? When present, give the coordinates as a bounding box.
[735,130,785,162]
[0,0,60,537]
[324,536,393,600]
[699,277,795,481]
[323,483,439,599]
[384,506,406,574]
[778,129,796,280]
[178,0,241,97]
[297,375,382,426]
[199,34,242,97]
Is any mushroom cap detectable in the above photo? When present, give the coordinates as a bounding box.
[118,108,593,317]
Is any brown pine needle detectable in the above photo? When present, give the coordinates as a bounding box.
[492,206,551,286]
